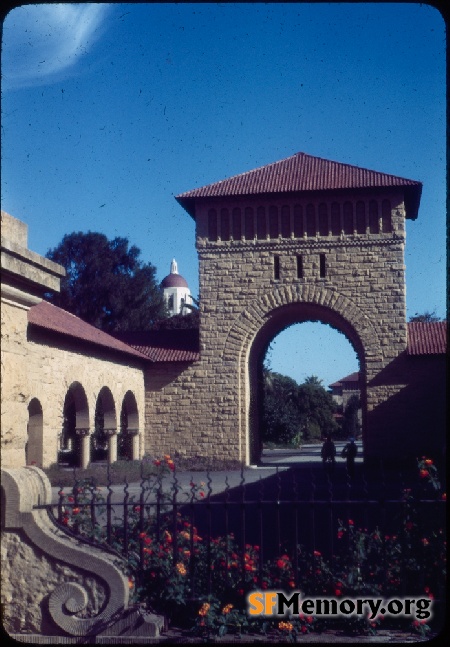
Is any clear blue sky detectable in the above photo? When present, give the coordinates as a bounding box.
[1,3,446,388]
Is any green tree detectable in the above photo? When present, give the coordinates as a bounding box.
[294,379,338,441]
[409,311,443,323]
[262,370,302,446]
[46,231,167,332]
[261,371,338,446]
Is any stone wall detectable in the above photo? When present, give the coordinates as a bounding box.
[142,189,433,463]
[1,466,130,637]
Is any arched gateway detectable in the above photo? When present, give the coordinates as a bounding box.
[149,152,423,464]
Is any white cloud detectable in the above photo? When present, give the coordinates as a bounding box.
[2,3,112,89]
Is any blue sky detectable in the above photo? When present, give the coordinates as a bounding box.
[1,3,446,388]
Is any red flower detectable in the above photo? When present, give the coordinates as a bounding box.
[313,550,321,557]
[335,588,342,596]
[348,519,354,526]
[419,469,429,479]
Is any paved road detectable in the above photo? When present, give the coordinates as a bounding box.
[50,442,362,503]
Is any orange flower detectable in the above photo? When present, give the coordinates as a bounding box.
[176,562,187,576]
[198,603,210,616]
[222,604,233,614]
[278,621,293,632]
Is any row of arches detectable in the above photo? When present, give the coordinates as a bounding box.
[26,383,140,469]
[207,198,393,242]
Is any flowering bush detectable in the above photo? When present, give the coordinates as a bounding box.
[57,455,446,639]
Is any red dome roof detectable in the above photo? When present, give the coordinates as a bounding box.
[161,273,189,288]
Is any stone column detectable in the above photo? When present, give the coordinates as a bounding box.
[105,429,117,464]
[75,429,90,469]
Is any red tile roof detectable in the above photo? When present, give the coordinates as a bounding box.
[407,321,447,356]
[176,152,422,219]
[329,371,360,388]
[113,329,200,363]
[28,301,151,362]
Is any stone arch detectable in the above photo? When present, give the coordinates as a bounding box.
[119,390,140,460]
[92,387,117,463]
[222,285,381,464]
[26,398,43,467]
[60,382,90,468]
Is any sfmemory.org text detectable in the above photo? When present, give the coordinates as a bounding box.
[247,591,432,620]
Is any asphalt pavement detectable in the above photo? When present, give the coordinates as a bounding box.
[51,442,362,502]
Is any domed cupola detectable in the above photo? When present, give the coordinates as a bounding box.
[161,259,191,316]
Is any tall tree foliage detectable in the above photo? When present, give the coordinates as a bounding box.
[409,311,443,323]
[46,231,166,332]
[262,370,338,446]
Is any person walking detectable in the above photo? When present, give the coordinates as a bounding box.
[321,434,336,474]
[342,437,358,477]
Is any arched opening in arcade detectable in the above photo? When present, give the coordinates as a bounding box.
[247,303,364,465]
[59,382,89,468]
[119,391,139,461]
[91,387,117,463]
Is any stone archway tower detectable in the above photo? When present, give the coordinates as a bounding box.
[170,152,422,464]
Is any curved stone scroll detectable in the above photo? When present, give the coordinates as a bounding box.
[1,466,129,636]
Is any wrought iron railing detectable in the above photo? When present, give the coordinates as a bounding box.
[34,461,446,607]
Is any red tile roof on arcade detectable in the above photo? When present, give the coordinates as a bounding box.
[176,152,422,220]
[113,329,200,363]
[28,300,151,362]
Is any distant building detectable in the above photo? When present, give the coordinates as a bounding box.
[329,371,361,410]
[160,259,192,316]
[329,372,362,432]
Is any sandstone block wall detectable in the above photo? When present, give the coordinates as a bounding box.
[143,189,424,464]
[1,322,146,468]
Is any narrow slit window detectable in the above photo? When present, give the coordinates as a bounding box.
[274,255,280,280]
[297,255,303,278]
[319,253,326,278]
[208,209,217,241]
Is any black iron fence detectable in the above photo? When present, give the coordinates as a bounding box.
[34,460,446,610]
